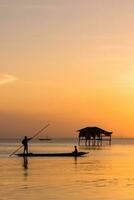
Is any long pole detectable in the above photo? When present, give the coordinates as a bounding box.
[30,124,50,140]
[9,124,50,157]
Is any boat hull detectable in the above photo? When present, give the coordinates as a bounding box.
[39,139,52,141]
[16,152,88,157]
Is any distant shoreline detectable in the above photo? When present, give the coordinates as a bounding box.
[0,137,134,140]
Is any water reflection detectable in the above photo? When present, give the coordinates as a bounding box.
[74,156,77,167]
[22,156,28,177]
[79,146,111,151]
[23,156,28,169]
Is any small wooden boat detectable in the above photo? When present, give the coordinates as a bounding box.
[39,135,52,141]
[16,152,88,157]
[39,138,52,141]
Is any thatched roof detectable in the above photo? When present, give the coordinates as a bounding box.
[77,126,112,136]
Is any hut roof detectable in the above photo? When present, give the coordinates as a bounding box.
[77,126,112,134]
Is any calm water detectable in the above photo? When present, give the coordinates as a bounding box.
[1,138,134,200]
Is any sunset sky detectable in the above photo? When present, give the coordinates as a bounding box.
[1,0,134,138]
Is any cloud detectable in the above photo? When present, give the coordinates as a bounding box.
[0,73,18,85]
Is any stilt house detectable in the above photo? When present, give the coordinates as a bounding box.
[78,127,112,146]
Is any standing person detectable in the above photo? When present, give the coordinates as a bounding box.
[22,136,31,154]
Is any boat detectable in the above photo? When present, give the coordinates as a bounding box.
[39,138,52,141]
[16,152,88,157]
[39,135,52,141]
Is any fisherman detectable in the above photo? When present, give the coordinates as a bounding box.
[73,145,78,155]
[22,136,32,154]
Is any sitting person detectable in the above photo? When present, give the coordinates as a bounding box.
[73,145,78,154]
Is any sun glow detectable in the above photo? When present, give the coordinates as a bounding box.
[1,1,134,137]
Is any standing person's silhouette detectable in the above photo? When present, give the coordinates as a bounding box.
[22,136,31,154]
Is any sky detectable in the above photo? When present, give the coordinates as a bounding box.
[0,0,134,138]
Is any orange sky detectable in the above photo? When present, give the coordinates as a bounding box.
[0,1,134,138]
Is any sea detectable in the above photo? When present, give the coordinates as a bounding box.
[1,138,134,200]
